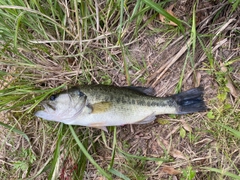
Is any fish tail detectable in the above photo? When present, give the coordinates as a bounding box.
[172,86,207,114]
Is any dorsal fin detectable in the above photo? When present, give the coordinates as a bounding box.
[124,86,155,96]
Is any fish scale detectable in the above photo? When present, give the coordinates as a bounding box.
[80,85,171,107]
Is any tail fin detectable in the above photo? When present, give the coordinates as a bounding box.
[172,87,207,114]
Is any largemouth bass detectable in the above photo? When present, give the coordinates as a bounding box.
[35,85,206,131]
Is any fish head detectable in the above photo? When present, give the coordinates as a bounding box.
[35,88,86,122]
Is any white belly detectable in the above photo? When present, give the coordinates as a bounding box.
[64,104,176,127]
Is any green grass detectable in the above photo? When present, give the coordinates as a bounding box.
[0,0,240,179]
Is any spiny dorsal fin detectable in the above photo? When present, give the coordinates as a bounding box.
[91,102,112,114]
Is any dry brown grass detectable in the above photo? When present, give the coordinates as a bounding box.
[0,0,239,179]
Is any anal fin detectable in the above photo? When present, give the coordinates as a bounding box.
[133,113,156,124]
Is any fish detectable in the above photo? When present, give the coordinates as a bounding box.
[35,85,207,131]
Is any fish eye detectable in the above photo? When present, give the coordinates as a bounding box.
[78,91,85,97]
[49,95,57,101]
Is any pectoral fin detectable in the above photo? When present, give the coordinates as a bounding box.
[89,122,108,132]
[91,102,112,114]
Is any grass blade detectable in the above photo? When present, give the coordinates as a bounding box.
[48,123,63,180]
[108,126,117,169]
[118,148,170,162]
[0,121,30,143]
[142,0,184,33]
[117,0,124,43]
[69,125,112,179]
[108,168,131,180]
[201,167,240,180]
[190,3,197,70]
[216,123,240,139]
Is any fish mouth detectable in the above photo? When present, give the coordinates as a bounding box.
[35,101,55,120]
[43,102,56,111]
